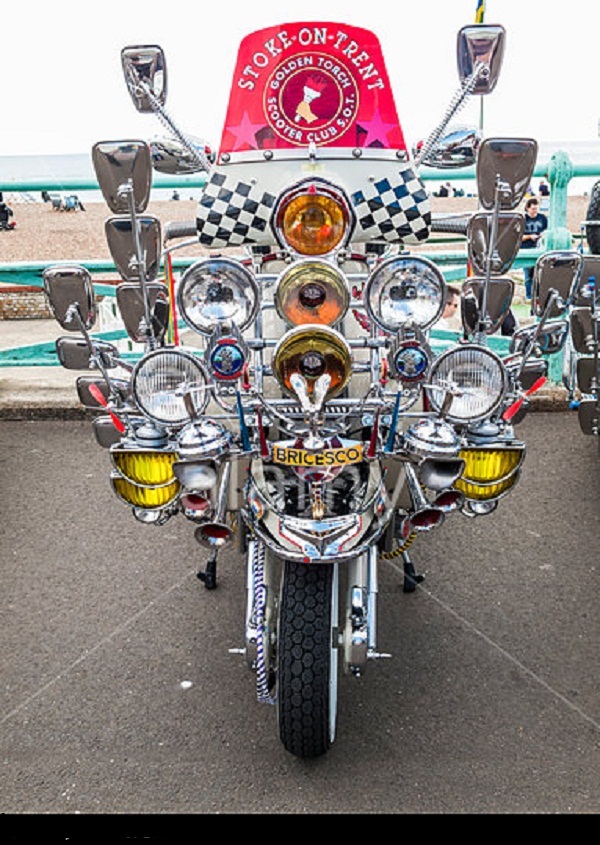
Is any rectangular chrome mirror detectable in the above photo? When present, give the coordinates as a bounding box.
[417,125,482,170]
[467,212,525,276]
[533,250,582,317]
[457,24,505,95]
[77,375,133,409]
[578,398,599,435]
[574,254,600,305]
[92,140,152,214]
[116,282,170,343]
[43,265,96,331]
[576,356,598,394]
[570,307,596,354]
[56,337,120,370]
[476,138,538,210]
[461,276,514,335]
[93,415,125,449]
[121,45,167,113]
[105,216,161,282]
[509,320,569,356]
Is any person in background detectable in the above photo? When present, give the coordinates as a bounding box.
[521,197,548,299]
[538,178,550,213]
[438,285,461,330]
[0,192,15,230]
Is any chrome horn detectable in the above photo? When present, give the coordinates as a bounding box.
[399,462,446,538]
[194,462,234,549]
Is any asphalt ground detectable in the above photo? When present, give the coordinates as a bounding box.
[1,410,599,826]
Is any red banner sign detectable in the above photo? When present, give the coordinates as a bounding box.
[219,22,406,154]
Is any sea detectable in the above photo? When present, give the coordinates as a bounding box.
[1,139,599,203]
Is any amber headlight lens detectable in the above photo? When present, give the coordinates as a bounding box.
[132,348,209,426]
[454,444,525,501]
[276,184,350,256]
[364,255,445,332]
[110,448,177,486]
[177,257,258,335]
[272,325,352,400]
[275,260,349,327]
[111,472,180,509]
[427,345,507,424]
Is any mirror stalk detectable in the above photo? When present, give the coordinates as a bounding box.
[476,176,505,340]
[415,62,486,168]
[118,178,157,351]
[138,79,211,173]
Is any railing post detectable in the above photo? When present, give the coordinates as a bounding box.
[544,150,574,250]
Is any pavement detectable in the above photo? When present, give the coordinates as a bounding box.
[0,314,573,419]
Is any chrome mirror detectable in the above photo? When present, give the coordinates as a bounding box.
[533,250,582,317]
[43,265,96,331]
[116,282,170,343]
[576,357,598,394]
[76,375,132,409]
[519,358,548,392]
[93,415,125,449]
[151,136,208,174]
[578,398,599,435]
[121,45,167,113]
[574,254,600,305]
[92,140,152,214]
[56,337,120,370]
[415,125,481,170]
[457,24,505,95]
[105,216,161,282]
[476,138,538,210]
[461,276,514,335]
[467,211,525,275]
[509,320,569,356]
[570,307,596,354]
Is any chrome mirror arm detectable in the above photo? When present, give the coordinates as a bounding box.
[138,79,211,173]
[414,62,486,169]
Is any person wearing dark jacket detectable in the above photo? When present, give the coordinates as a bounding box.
[521,197,548,299]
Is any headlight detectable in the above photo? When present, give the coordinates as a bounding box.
[275,182,351,256]
[275,260,349,327]
[454,444,525,501]
[364,255,445,332]
[132,348,209,426]
[177,257,258,335]
[426,344,507,423]
[110,472,180,509]
[272,325,352,400]
[110,447,177,486]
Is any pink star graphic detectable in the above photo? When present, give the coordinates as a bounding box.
[226,112,266,151]
[359,109,400,148]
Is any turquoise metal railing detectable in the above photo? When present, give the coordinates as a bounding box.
[0,150,596,377]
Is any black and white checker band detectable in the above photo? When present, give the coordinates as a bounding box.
[351,166,431,244]
[196,171,277,248]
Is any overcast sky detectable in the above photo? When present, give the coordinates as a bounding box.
[2,0,599,158]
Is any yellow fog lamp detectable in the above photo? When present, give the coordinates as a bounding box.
[275,182,351,256]
[272,325,352,400]
[275,260,350,327]
[454,444,525,501]
[110,447,178,486]
[110,471,180,509]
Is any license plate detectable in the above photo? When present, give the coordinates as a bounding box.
[272,443,364,467]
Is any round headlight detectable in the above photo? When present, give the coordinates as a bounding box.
[275,260,350,327]
[275,182,351,256]
[272,325,352,400]
[132,348,210,426]
[177,258,258,335]
[426,344,507,424]
[364,255,445,332]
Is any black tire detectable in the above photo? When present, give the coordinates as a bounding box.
[277,560,338,758]
[586,180,600,255]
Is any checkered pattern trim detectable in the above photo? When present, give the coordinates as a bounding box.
[351,166,431,244]
[196,170,277,248]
